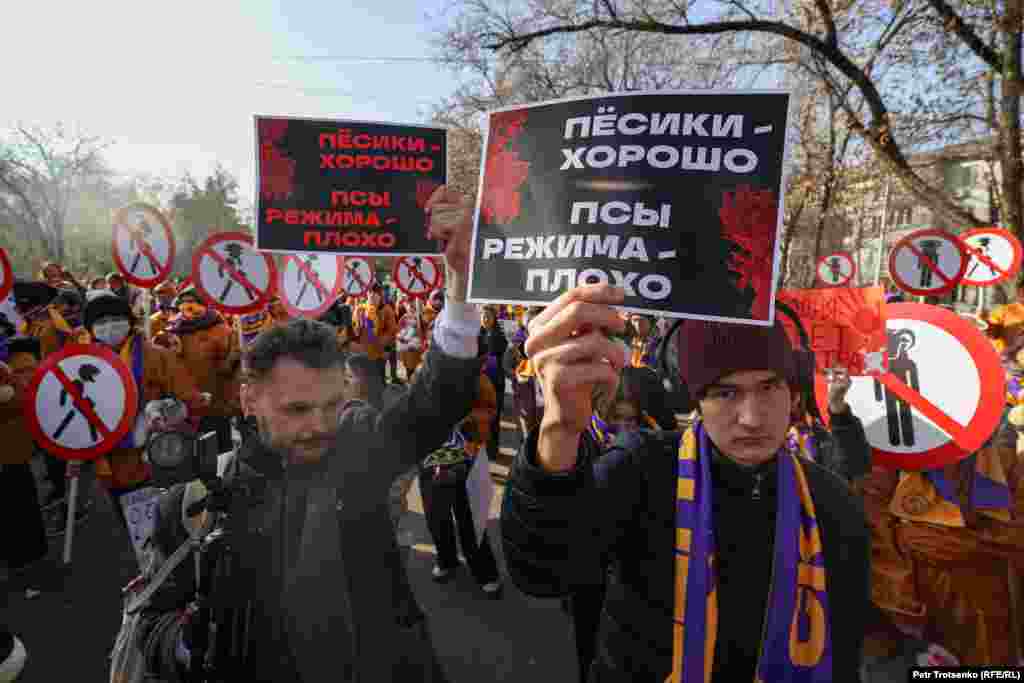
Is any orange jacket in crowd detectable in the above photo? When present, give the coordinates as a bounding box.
[987,301,1024,353]
[351,303,397,360]
[461,373,497,456]
[864,433,1024,664]
[94,333,203,489]
[171,313,236,418]
[0,345,39,467]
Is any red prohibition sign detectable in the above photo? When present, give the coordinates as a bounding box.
[112,203,177,289]
[393,256,442,299]
[24,343,139,462]
[341,257,374,298]
[816,252,856,287]
[856,303,1004,471]
[888,228,969,297]
[278,254,344,318]
[191,232,277,315]
[959,227,1023,287]
[0,247,12,302]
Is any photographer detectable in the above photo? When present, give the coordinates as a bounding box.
[134,186,482,682]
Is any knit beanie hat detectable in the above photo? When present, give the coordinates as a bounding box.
[677,319,797,399]
[174,287,204,308]
[84,291,134,330]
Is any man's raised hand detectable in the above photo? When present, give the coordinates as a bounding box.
[526,284,628,472]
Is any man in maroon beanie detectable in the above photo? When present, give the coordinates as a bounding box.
[500,283,869,682]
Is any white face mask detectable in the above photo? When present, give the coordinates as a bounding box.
[93,318,132,347]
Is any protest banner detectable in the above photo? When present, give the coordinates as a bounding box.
[254,116,447,257]
[775,286,887,377]
[466,90,792,325]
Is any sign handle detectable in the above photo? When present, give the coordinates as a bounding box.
[62,461,81,565]
[976,285,986,317]
[143,289,152,339]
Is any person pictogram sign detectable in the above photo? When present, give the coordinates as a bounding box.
[392,256,443,299]
[191,232,277,315]
[959,227,1023,287]
[888,228,968,297]
[816,252,856,287]
[340,257,374,298]
[25,343,140,462]
[0,246,12,302]
[112,203,176,288]
[818,303,1005,470]
[278,253,344,318]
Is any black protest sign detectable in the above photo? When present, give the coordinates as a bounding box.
[467,91,791,324]
[255,116,447,256]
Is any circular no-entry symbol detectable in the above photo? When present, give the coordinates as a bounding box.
[823,303,1004,470]
[340,257,374,298]
[112,203,176,289]
[25,343,140,462]
[191,232,277,315]
[392,256,443,299]
[278,253,345,318]
[959,227,1023,287]
[0,247,12,302]
[816,252,856,287]
[888,228,968,297]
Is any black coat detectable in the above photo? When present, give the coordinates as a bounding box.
[478,325,508,384]
[141,345,482,682]
[501,429,870,682]
[818,406,872,482]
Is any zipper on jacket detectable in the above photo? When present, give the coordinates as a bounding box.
[751,472,764,500]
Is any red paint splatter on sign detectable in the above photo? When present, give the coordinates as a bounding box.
[719,185,779,320]
[258,120,296,201]
[481,111,531,224]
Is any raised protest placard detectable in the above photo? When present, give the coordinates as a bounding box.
[466,90,792,325]
[775,286,887,376]
[254,116,447,257]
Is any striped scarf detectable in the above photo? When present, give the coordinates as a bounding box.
[785,423,819,463]
[359,304,379,343]
[1007,372,1024,406]
[116,334,145,449]
[915,451,1013,525]
[669,420,831,683]
[631,333,660,369]
[589,412,659,450]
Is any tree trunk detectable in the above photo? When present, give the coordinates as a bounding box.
[1000,0,1023,247]
[780,192,808,287]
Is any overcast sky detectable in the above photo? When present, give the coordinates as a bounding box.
[3,0,464,207]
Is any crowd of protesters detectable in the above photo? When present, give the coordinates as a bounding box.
[2,187,1024,681]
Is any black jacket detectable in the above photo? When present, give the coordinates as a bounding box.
[501,429,870,682]
[817,406,871,483]
[478,325,508,369]
[140,345,481,682]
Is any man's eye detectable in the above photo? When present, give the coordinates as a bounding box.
[707,390,736,401]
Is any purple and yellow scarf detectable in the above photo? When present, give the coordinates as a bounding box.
[920,454,1012,524]
[589,412,658,450]
[631,333,660,369]
[785,423,819,463]
[116,333,145,449]
[669,420,831,683]
[1007,372,1023,406]
[358,304,378,343]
